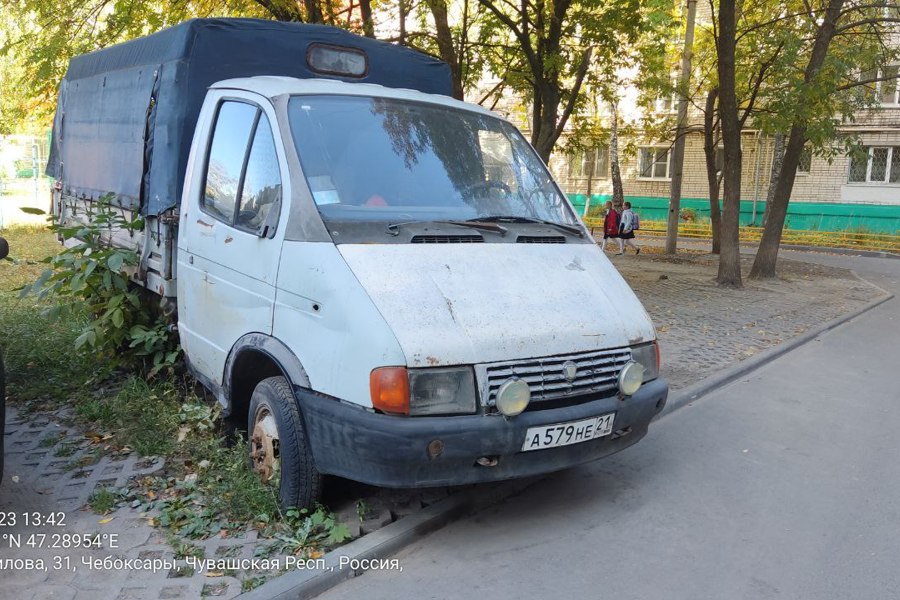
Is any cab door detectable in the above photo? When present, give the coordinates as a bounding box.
[177,91,290,385]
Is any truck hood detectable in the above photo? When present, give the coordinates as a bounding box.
[338,243,656,367]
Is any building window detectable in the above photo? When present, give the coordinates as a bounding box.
[715,147,724,174]
[569,147,609,179]
[848,146,900,184]
[639,147,671,179]
[797,146,812,174]
[877,66,899,105]
[654,93,676,113]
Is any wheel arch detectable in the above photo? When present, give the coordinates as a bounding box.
[223,333,310,426]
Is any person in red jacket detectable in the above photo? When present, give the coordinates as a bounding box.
[600,201,623,254]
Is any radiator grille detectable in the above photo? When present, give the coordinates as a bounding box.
[483,348,632,406]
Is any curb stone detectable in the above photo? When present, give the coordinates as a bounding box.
[240,278,894,600]
[776,244,899,260]
[241,478,539,600]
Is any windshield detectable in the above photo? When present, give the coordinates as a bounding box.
[287,95,578,231]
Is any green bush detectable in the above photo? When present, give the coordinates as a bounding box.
[19,196,180,375]
[679,207,698,222]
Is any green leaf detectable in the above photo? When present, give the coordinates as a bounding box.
[327,522,351,544]
[19,206,47,215]
[74,329,97,349]
[107,253,124,272]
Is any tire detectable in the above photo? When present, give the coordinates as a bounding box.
[248,376,322,510]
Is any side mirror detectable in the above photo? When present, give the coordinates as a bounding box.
[0,237,8,260]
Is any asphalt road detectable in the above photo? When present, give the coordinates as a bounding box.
[318,253,900,600]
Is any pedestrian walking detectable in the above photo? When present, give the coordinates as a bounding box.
[619,202,641,255]
[600,201,622,253]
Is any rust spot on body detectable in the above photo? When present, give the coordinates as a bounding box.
[425,356,441,366]
[224,235,234,244]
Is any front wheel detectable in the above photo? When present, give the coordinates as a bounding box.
[248,376,322,510]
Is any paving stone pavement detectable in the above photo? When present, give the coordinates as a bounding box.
[0,250,886,599]
[0,409,451,599]
[612,251,886,389]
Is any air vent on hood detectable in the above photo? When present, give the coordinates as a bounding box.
[516,236,566,244]
[411,235,484,244]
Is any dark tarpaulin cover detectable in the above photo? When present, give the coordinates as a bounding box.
[46,18,453,216]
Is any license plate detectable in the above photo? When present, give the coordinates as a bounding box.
[521,413,615,452]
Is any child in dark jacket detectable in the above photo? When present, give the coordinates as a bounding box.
[601,201,623,254]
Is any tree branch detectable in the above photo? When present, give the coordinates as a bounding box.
[836,72,899,91]
[552,46,593,141]
[739,40,784,128]
[477,0,540,73]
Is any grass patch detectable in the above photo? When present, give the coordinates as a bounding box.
[171,540,205,560]
[0,225,92,406]
[88,488,121,515]
[53,441,80,457]
[241,576,267,593]
[39,432,65,447]
[81,378,181,456]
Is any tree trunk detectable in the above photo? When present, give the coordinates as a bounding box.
[584,151,595,218]
[750,0,845,280]
[715,0,743,287]
[703,88,722,254]
[610,99,625,207]
[762,132,784,227]
[426,0,464,99]
[533,85,562,163]
[665,0,698,255]
[359,0,375,37]
[303,0,324,23]
[398,0,408,45]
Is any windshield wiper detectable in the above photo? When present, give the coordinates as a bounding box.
[469,215,584,237]
[386,220,508,237]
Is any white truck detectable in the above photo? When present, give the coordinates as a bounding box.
[48,18,668,508]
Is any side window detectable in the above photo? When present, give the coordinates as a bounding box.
[236,114,282,233]
[203,102,258,223]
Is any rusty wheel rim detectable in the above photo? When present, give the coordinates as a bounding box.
[250,408,280,484]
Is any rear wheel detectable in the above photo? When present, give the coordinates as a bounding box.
[248,376,322,510]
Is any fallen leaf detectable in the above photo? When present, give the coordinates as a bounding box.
[99,517,113,524]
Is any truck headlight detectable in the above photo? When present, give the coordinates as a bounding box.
[408,367,477,416]
[618,362,644,396]
[631,341,660,382]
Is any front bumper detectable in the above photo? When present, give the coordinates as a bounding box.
[297,377,668,488]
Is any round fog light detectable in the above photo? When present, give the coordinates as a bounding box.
[496,378,530,416]
[618,361,644,396]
